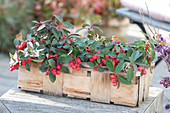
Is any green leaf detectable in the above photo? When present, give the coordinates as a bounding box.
[115,62,125,74]
[118,76,132,85]
[102,48,110,55]
[25,62,30,71]
[54,15,63,22]
[106,59,114,72]
[48,59,56,67]
[13,38,20,46]
[32,20,39,23]
[63,22,74,29]
[58,55,73,63]
[90,41,102,49]
[117,53,126,58]
[75,27,84,33]
[88,62,95,68]
[82,24,90,28]
[116,79,120,89]
[151,51,155,61]
[55,49,67,55]
[63,44,70,49]
[131,51,140,61]
[97,66,104,72]
[60,66,69,73]
[97,57,101,64]
[52,28,59,39]
[49,70,56,83]
[127,68,134,81]
[16,32,23,41]
[37,24,46,31]
[39,66,48,72]
[31,59,44,63]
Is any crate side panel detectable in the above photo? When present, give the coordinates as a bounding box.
[90,71,110,103]
[18,66,43,92]
[63,74,91,98]
[43,74,63,96]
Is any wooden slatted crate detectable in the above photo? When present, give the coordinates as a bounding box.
[18,63,154,107]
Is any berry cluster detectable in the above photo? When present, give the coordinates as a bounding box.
[165,104,170,110]
[69,57,81,71]
[16,41,27,50]
[159,77,170,88]
[10,61,19,71]
[110,74,119,86]
[138,66,147,75]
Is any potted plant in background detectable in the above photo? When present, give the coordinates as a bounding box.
[9,15,155,106]
[33,0,130,40]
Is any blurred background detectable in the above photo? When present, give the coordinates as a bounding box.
[0,0,169,112]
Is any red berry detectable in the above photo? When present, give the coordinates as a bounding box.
[64,34,67,37]
[22,41,27,46]
[92,55,98,60]
[110,74,116,79]
[101,58,106,65]
[76,67,81,71]
[54,54,58,58]
[117,40,120,44]
[72,65,76,69]
[142,70,147,75]
[56,64,61,70]
[120,46,123,49]
[33,40,36,43]
[70,61,74,67]
[52,69,57,75]
[111,79,116,83]
[93,67,98,71]
[116,51,119,54]
[113,82,117,86]
[112,60,116,67]
[30,38,33,42]
[76,58,81,64]
[138,66,143,71]
[41,39,45,42]
[49,49,53,52]
[35,32,38,35]
[16,45,20,49]
[89,58,94,62]
[19,45,24,50]
[148,57,151,61]
[116,59,119,63]
[95,51,101,54]
[63,42,67,45]
[121,50,125,53]
[110,56,114,59]
[44,71,49,76]
[145,45,148,50]
[61,36,65,40]
[56,70,61,75]
[105,55,109,59]
[40,61,43,64]
[49,54,53,58]
[69,39,72,43]
[112,48,116,51]
[14,63,19,69]
[98,64,102,67]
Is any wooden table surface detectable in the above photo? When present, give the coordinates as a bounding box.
[0,87,163,113]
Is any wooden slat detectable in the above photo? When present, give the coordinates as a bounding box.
[138,75,145,106]
[71,69,87,76]
[43,74,63,96]
[63,74,91,98]
[110,83,138,106]
[18,64,43,93]
[143,69,151,101]
[90,71,110,103]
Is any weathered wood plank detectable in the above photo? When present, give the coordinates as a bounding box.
[110,83,138,106]
[18,64,43,93]
[63,74,91,98]
[71,69,87,76]
[90,71,110,103]
[0,87,163,113]
[43,74,63,96]
[138,75,145,106]
[143,69,150,101]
